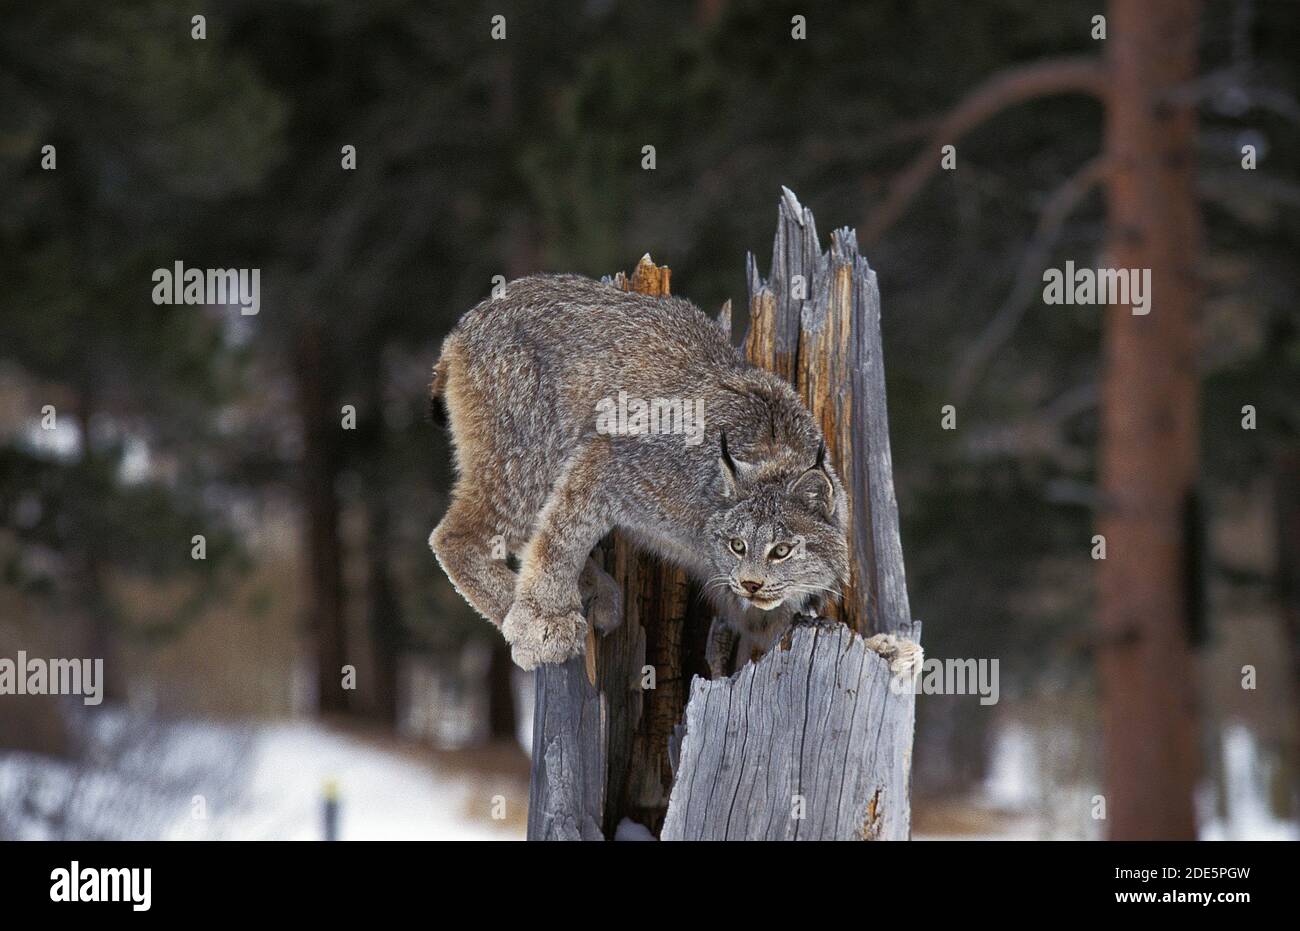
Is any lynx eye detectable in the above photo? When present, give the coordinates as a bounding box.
[769,542,793,561]
[728,537,747,556]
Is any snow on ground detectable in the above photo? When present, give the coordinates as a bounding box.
[182,721,525,841]
[915,720,1299,841]
[0,716,525,841]
[189,717,522,842]
[1198,725,1299,842]
[5,712,1293,841]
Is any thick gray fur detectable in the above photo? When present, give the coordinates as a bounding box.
[429,274,848,671]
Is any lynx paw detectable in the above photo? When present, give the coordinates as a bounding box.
[792,612,837,630]
[502,599,588,670]
[864,633,924,682]
[579,557,623,634]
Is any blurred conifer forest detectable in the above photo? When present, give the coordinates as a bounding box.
[0,0,1297,839]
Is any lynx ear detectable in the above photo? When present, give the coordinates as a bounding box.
[790,440,834,515]
[718,430,752,498]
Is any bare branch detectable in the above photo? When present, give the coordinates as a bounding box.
[962,382,1098,472]
[863,56,1107,246]
[950,156,1109,403]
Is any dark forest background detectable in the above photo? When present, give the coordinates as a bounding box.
[0,0,1296,839]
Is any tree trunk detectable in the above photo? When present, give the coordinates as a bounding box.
[361,368,401,725]
[72,388,126,704]
[364,490,401,725]
[486,639,518,743]
[295,323,350,716]
[1273,449,1300,809]
[1097,0,1203,839]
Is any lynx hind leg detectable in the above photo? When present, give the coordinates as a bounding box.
[429,336,531,628]
[429,497,517,627]
[579,555,623,634]
[705,617,738,679]
[864,632,924,681]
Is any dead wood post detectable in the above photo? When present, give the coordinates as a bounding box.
[527,255,699,840]
[527,191,919,840]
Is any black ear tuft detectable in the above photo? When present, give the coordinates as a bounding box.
[718,430,743,498]
[719,430,737,476]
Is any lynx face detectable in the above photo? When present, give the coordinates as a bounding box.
[704,434,849,614]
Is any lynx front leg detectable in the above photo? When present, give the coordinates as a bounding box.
[705,616,737,679]
[504,444,613,670]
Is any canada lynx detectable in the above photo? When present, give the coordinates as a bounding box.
[429,274,849,674]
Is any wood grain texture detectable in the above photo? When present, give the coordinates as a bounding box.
[746,188,912,636]
[661,620,919,840]
[526,650,606,840]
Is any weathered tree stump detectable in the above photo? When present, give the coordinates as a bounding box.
[661,621,918,840]
[746,187,912,637]
[527,191,919,840]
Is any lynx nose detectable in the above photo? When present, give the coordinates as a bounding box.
[740,580,763,595]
